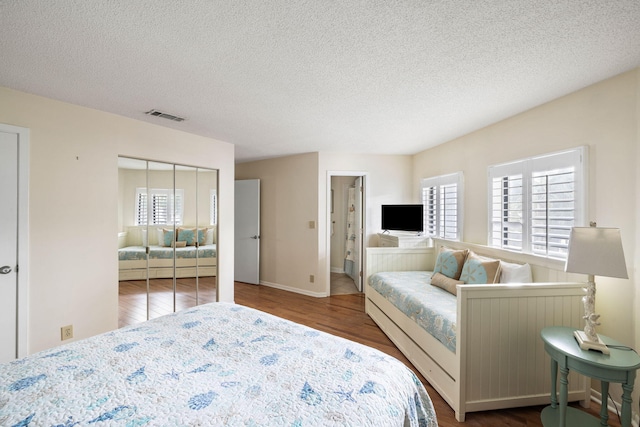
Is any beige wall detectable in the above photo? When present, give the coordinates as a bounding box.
[237,152,413,296]
[413,68,639,403]
[0,87,235,354]
[236,153,320,294]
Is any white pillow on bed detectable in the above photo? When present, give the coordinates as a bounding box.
[500,261,533,283]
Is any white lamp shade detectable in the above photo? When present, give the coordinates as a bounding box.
[565,227,628,279]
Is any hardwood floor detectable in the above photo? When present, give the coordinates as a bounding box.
[119,280,622,426]
[118,277,217,327]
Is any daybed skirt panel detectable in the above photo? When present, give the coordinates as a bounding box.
[369,271,457,352]
[0,303,437,427]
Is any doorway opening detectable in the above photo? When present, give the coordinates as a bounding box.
[327,173,366,296]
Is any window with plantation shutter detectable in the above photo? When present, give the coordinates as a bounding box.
[488,147,587,260]
[421,172,463,240]
[490,174,523,251]
[135,188,184,226]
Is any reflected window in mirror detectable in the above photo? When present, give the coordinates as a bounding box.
[135,188,184,226]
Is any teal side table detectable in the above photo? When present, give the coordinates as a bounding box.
[541,326,640,427]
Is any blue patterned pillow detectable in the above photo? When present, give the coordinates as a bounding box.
[197,228,210,245]
[162,229,175,247]
[459,251,501,284]
[433,247,468,280]
[178,228,197,246]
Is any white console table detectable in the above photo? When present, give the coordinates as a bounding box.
[378,233,430,248]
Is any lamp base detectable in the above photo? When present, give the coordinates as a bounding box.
[574,330,610,355]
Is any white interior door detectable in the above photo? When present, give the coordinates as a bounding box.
[0,130,19,363]
[235,179,260,284]
[353,177,364,292]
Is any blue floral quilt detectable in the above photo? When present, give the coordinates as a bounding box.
[0,303,437,426]
[369,271,457,353]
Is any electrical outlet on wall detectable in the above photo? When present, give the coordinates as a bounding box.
[310,275,315,283]
[61,325,73,341]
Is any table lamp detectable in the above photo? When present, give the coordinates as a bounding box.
[564,223,628,354]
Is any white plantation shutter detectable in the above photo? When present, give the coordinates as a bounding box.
[135,188,184,226]
[152,193,169,224]
[488,147,586,260]
[421,172,463,241]
[490,174,523,250]
[531,167,575,258]
[172,191,183,225]
[136,191,148,225]
[440,183,458,239]
[423,185,437,236]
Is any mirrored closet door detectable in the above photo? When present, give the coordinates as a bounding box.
[117,157,219,327]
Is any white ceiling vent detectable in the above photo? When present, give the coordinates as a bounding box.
[145,109,186,122]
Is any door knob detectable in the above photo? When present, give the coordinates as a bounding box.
[250,235,260,239]
[0,266,12,274]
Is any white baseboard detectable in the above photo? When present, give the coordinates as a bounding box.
[259,280,327,298]
[330,267,345,274]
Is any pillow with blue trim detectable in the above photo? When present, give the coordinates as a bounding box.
[459,251,501,284]
[433,247,468,280]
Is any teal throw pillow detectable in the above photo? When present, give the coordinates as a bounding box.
[433,247,468,280]
[178,228,196,246]
[162,229,175,247]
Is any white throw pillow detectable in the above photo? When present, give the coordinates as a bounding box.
[205,228,214,245]
[500,261,533,283]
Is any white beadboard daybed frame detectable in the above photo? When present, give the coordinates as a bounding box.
[365,238,590,422]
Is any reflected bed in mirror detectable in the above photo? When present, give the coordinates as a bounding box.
[117,226,217,280]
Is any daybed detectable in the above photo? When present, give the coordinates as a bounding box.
[0,302,437,426]
[365,238,589,422]
[118,226,217,280]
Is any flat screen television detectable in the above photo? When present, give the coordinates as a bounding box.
[381,204,424,233]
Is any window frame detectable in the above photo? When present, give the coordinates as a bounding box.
[487,146,588,260]
[421,171,464,241]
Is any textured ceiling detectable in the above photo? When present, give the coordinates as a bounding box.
[1,1,639,163]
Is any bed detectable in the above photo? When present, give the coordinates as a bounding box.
[365,238,589,421]
[118,226,217,280]
[0,302,437,426]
